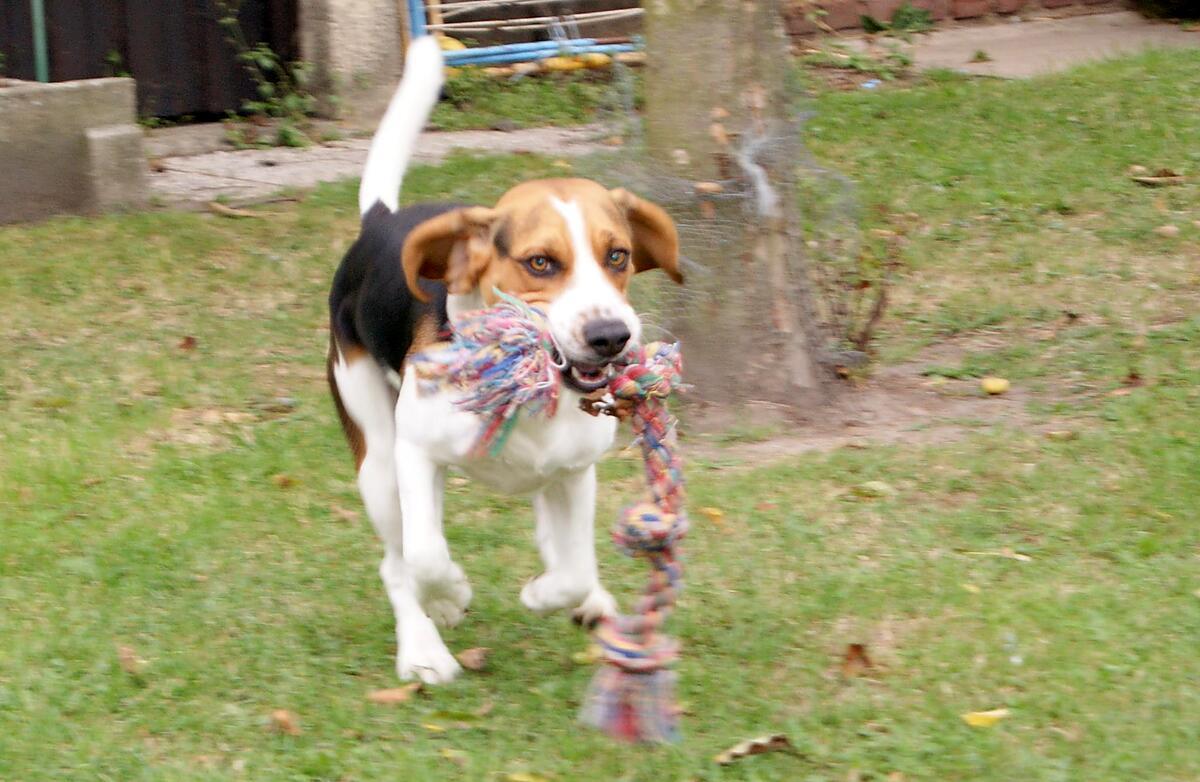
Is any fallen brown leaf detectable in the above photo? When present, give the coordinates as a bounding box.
[456,647,490,671]
[366,682,421,704]
[840,643,873,678]
[1132,168,1186,186]
[715,734,794,765]
[268,709,301,735]
[178,336,198,351]
[207,201,261,219]
[699,506,727,529]
[271,473,295,488]
[330,504,359,522]
[117,644,146,675]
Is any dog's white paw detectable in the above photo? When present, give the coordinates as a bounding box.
[410,556,472,628]
[521,572,591,615]
[572,586,618,627]
[397,625,462,684]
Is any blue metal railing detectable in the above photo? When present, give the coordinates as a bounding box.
[407,1,641,67]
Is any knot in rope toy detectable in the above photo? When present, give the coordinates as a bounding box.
[411,294,688,743]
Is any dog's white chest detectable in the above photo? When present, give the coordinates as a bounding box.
[394,367,617,493]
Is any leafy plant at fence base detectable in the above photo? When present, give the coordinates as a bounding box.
[891,2,935,33]
[213,0,317,147]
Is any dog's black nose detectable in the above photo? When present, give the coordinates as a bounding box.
[583,319,631,358]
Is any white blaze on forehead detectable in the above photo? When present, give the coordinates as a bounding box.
[549,196,608,287]
[546,196,641,361]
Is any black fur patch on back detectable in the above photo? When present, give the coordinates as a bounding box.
[329,201,460,370]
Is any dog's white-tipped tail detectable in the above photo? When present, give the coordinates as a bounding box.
[358,36,444,216]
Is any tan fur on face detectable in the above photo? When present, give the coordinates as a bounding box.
[402,179,681,304]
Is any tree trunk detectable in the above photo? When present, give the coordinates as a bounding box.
[641,0,826,411]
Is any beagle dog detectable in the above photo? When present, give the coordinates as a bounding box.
[327,37,682,684]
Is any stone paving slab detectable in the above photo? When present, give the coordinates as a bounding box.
[149,125,607,206]
[906,11,1198,78]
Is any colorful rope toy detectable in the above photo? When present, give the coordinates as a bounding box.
[411,294,688,744]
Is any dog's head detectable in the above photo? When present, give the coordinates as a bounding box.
[402,178,682,390]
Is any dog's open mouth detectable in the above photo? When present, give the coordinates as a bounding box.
[568,362,610,391]
[553,347,614,393]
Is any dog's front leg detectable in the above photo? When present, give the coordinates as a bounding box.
[522,465,618,625]
[390,439,471,683]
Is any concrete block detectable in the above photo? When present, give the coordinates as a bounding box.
[0,77,146,223]
[86,125,148,212]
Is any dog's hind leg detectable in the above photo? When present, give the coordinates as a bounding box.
[330,345,461,684]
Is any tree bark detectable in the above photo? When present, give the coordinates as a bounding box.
[642,0,826,411]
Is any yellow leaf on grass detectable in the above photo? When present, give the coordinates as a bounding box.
[981,377,1010,395]
[439,748,467,766]
[422,723,446,733]
[571,645,602,665]
[962,583,981,594]
[961,708,1010,727]
[852,481,897,499]
[366,682,421,704]
[505,773,552,782]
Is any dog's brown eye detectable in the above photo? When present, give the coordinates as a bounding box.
[523,255,557,276]
[606,249,630,271]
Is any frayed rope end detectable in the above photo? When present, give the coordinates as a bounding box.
[580,667,680,744]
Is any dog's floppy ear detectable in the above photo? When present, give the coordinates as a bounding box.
[610,188,682,283]
[402,207,498,301]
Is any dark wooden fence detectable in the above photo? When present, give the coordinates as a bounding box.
[0,0,297,118]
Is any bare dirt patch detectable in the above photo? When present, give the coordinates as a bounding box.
[685,339,1058,464]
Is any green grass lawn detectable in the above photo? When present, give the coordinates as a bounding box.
[2,50,1199,780]
[429,69,627,131]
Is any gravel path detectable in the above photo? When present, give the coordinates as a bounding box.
[148,125,607,206]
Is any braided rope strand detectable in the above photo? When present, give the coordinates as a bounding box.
[580,342,687,743]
